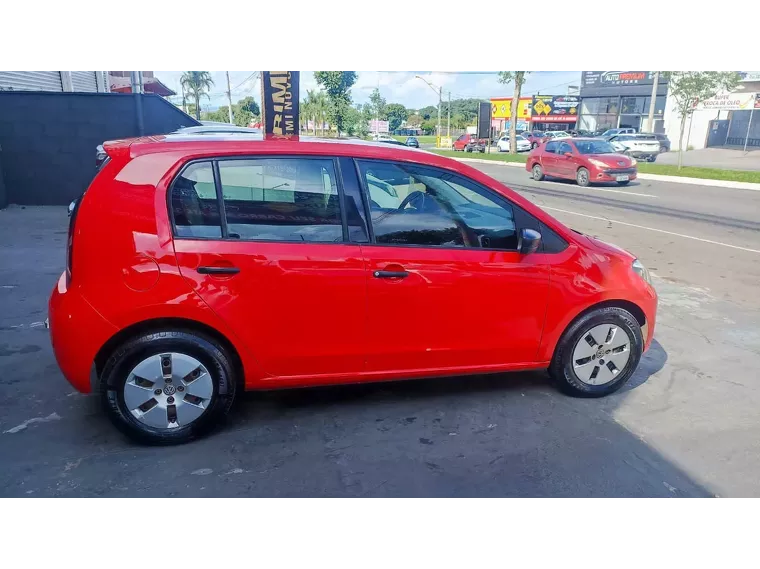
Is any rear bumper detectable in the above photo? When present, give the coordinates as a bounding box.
[627,150,659,159]
[49,272,117,393]
[590,166,638,182]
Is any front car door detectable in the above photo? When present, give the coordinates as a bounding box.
[171,155,370,381]
[356,159,551,374]
[555,141,577,179]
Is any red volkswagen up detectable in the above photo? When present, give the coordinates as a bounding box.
[49,134,657,444]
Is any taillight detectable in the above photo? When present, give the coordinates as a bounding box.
[66,197,82,284]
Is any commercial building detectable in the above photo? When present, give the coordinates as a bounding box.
[665,72,760,150]
[577,71,668,134]
[0,71,109,93]
[490,95,579,133]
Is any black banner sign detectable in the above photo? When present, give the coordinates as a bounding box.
[582,71,663,88]
[477,101,491,139]
[261,71,300,140]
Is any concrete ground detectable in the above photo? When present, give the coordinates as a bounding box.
[651,147,760,171]
[1,165,759,496]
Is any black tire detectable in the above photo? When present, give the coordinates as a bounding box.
[532,163,544,181]
[100,330,238,445]
[531,142,538,149]
[617,180,630,186]
[549,306,643,398]
[576,167,590,187]
[659,146,667,153]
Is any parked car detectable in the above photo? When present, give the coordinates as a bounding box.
[539,131,571,146]
[608,134,661,162]
[378,139,408,147]
[405,136,420,148]
[497,134,531,153]
[601,128,636,140]
[372,134,395,142]
[452,133,486,153]
[640,132,671,153]
[49,134,656,444]
[523,131,547,149]
[527,138,638,187]
[173,125,262,136]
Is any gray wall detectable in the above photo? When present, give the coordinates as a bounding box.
[0,92,200,207]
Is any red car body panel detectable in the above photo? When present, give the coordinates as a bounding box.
[526,138,638,184]
[49,135,656,394]
[452,134,486,150]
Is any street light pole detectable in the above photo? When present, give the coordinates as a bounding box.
[225,71,234,124]
[646,71,660,132]
[447,91,451,136]
[415,75,445,145]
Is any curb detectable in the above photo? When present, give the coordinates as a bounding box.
[448,156,760,192]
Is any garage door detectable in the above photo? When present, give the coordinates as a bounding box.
[0,71,63,91]
[71,71,98,92]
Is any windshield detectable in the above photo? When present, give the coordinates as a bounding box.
[574,140,617,154]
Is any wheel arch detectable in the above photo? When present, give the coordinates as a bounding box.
[94,317,245,389]
[540,298,647,363]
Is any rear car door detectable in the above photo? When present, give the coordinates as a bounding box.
[171,156,370,379]
[356,159,551,372]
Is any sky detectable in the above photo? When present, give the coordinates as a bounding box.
[156,71,582,111]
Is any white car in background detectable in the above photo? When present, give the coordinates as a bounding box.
[497,134,531,153]
[372,134,395,142]
[609,134,661,162]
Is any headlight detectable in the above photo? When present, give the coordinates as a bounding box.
[632,259,651,285]
[630,158,637,166]
[588,158,608,168]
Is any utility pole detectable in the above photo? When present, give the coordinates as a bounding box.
[447,91,451,136]
[646,71,660,133]
[226,71,234,124]
[437,86,442,140]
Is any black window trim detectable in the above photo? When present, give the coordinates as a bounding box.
[352,157,538,253]
[168,155,352,245]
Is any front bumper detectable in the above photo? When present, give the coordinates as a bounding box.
[49,272,117,393]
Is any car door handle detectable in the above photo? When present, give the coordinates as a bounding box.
[373,270,409,279]
[197,266,240,275]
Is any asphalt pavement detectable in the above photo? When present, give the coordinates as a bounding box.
[1,166,759,497]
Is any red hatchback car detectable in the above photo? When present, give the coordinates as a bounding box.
[49,134,656,444]
[527,138,638,187]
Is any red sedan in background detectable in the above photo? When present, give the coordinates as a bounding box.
[526,138,638,187]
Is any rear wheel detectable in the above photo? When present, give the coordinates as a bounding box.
[531,142,538,149]
[576,167,590,187]
[532,164,544,181]
[100,330,238,445]
[550,306,643,397]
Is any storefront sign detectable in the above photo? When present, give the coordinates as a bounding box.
[261,71,299,140]
[739,72,760,82]
[582,71,660,88]
[696,92,757,111]
[531,95,579,122]
[491,97,532,120]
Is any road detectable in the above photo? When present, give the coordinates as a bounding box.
[1,166,759,497]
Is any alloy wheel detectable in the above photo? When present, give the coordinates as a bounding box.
[571,324,631,385]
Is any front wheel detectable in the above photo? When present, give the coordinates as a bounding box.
[531,142,538,149]
[576,167,590,187]
[100,330,238,445]
[549,306,643,397]
[532,164,544,181]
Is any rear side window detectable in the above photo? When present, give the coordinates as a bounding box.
[171,162,223,238]
[544,141,559,153]
[218,158,343,242]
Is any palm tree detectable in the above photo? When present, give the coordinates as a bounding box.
[313,90,328,136]
[301,97,313,135]
[180,72,214,120]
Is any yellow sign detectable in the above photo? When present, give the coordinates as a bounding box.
[533,99,552,115]
[438,136,453,148]
[491,98,532,119]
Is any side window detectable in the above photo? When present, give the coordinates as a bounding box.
[171,162,222,238]
[458,135,467,141]
[558,142,573,154]
[544,141,559,154]
[218,158,343,242]
[357,161,517,250]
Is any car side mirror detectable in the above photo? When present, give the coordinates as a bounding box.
[518,228,542,255]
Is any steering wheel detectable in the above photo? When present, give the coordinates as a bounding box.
[397,190,427,211]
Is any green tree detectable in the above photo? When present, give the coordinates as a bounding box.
[663,71,741,169]
[237,96,260,117]
[180,71,215,120]
[369,88,387,120]
[314,71,358,137]
[418,105,437,120]
[385,103,408,131]
[498,72,530,154]
[406,113,422,128]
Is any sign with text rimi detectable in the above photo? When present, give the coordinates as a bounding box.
[261,71,300,140]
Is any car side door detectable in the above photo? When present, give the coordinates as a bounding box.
[540,141,560,175]
[454,134,467,150]
[555,141,577,179]
[171,155,370,381]
[355,159,552,373]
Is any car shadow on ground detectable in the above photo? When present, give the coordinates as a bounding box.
[541,176,642,189]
